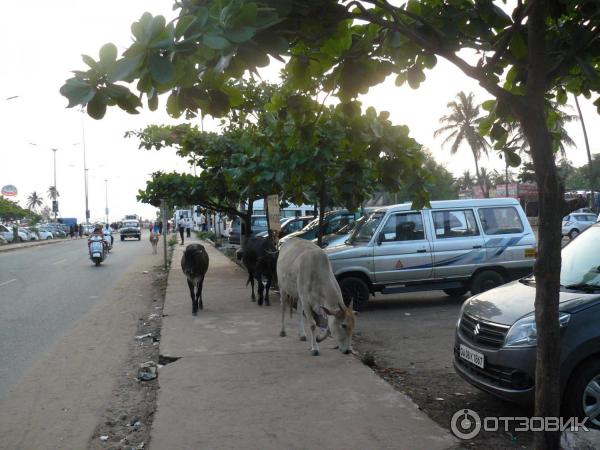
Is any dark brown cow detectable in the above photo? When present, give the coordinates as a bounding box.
[242,236,277,306]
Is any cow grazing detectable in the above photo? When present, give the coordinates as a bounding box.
[277,238,356,356]
[181,244,210,315]
[242,236,278,306]
[150,232,159,254]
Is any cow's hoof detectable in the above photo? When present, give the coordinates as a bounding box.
[192,311,198,316]
[280,331,286,337]
[251,298,256,302]
[299,336,307,342]
[265,300,270,306]
[257,299,263,306]
[311,350,320,356]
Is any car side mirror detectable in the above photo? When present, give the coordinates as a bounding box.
[377,233,384,246]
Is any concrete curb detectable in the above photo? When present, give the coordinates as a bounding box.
[150,237,456,449]
[0,238,68,253]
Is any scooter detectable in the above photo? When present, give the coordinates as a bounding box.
[88,235,107,266]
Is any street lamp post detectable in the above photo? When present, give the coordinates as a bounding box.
[52,148,58,220]
[79,109,90,224]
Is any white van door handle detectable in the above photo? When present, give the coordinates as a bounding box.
[473,245,482,249]
[416,249,427,253]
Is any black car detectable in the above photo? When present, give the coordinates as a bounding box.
[120,220,141,241]
[279,210,357,244]
[454,223,600,427]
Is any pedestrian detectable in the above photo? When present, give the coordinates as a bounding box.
[69,224,75,239]
[158,220,163,235]
[199,214,206,232]
[178,218,185,245]
[78,223,83,239]
[167,221,171,234]
[185,217,191,238]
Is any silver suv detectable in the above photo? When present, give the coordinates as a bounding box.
[325,198,536,310]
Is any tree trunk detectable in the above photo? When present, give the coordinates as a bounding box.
[573,95,595,211]
[520,109,563,450]
[317,186,326,246]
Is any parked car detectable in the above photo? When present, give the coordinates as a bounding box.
[229,215,269,245]
[324,198,536,310]
[573,207,594,214]
[256,216,315,239]
[562,213,597,239]
[280,210,358,245]
[36,227,54,240]
[0,224,28,242]
[19,227,37,241]
[120,220,142,241]
[314,216,367,248]
[44,224,67,238]
[454,222,600,428]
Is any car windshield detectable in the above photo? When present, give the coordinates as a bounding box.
[350,212,384,243]
[335,216,365,235]
[123,221,138,227]
[303,211,338,231]
[560,226,600,288]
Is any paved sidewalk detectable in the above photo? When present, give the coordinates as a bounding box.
[150,237,456,450]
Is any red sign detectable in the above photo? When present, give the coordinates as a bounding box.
[1,184,17,196]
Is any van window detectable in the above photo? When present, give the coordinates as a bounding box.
[380,212,425,242]
[478,207,524,235]
[433,210,479,238]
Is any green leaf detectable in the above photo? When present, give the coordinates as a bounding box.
[81,54,99,70]
[202,33,230,50]
[506,151,521,168]
[175,15,196,38]
[148,92,158,111]
[166,92,181,118]
[106,54,143,83]
[509,33,527,60]
[150,15,166,40]
[59,78,96,107]
[406,66,425,89]
[395,73,407,86]
[481,100,496,112]
[490,123,507,141]
[87,94,107,119]
[418,53,437,70]
[555,87,567,105]
[99,43,118,66]
[226,26,256,43]
[149,54,175,84]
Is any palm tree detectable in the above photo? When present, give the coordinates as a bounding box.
[435,91,491,197]
[47,186,59,201]
[457,170,475,190]
[26,191,43,212]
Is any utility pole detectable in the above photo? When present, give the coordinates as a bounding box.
[104,179,109,225]
[80,109,90,224]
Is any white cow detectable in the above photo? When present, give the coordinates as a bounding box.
[277,238,356,356]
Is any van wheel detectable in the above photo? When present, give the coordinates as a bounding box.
[339,277,370,311]
[569,229,580,240]
[121,236,124,241]
[443,287,469,297]
[470,270,505,295]
[563,358,600,429]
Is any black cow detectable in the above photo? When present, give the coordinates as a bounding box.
[242,236,277,306]
[181,244,210,315]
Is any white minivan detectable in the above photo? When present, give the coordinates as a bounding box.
[325,198,536,309]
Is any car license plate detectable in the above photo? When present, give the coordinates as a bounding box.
[524,248,536,258]
[460,344,484,368]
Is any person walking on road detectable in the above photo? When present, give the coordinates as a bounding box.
[78,223,83,239]
[178,218,185,245]
[69,224,75,239]
[185,217,191,238]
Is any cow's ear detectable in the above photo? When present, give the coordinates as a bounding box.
[321,306,333,316]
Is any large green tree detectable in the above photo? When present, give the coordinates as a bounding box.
[61,2,600,447]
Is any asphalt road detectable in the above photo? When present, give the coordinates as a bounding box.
[0,233,153,398]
